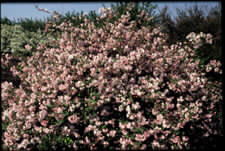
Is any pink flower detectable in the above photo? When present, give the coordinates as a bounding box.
[40,120,48,127]
[84,125,93,133]
[172,136,180,144]
[23,134,29,139]
[43,128,50,134]
[135,134,146,142]
[25,44,32,50]
[68,115,79,124]
[152,108,158,115]
[100,109,110,116]
[119,123,126,129]
[25,121,32,129]
[39,110,48,121]
[18,139,29,149]
[143,131,151,138]
[125,32,132,40]
[59,84,67,91]
[155,114,163,125]
[182,136,189,142]
[140,144,147,150]
[73,131,80,138]
[22,67,29,72]
[126,122,132,129]
[60,39,66,48]
[108,130,116,137]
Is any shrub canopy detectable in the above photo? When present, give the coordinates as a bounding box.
[1,2,222,150]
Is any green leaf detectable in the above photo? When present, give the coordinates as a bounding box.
[88,98,96,103]
[57,119,64,126]
[134,127,144,134]
[101,125,107,129]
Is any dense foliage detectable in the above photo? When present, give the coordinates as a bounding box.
[1,24,57,58]
[1,17,46,32]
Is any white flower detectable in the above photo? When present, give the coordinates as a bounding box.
[57,108,63,113]
[132,102,140,110]
[152,140,160,148]
[202,96,207,101]
[126,105,131,114]
[126,122,132,129]
[68,55,74,60]
[162,120,170,128]
[17,139,29,149]
[156,114,163,124]
[69,104,76,112]
[214,67,219,72]
[177,96,184,102]
[206,65,212,72]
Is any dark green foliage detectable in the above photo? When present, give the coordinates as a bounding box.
[37,134,73,151]
[88,10,98,23]
[53,10,84,27]
[157,4,222,145]
[177,5,221,81]
[159,4,221,53]
[158,4,221,73]
[1,17,13,25]
[15,18,46,32]
[158,6,177,42]
[175,5,221,46]
[1,17,46,32]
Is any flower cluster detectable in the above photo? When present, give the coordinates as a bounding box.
[1,3,222,150]
[186,32,213,48]
[206,59,222,74]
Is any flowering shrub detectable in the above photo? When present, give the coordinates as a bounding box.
[1,3,222,150]
[186,32,222,83]
[186,32,213,48]
[205,60,222,73]
[1,53,22,88]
